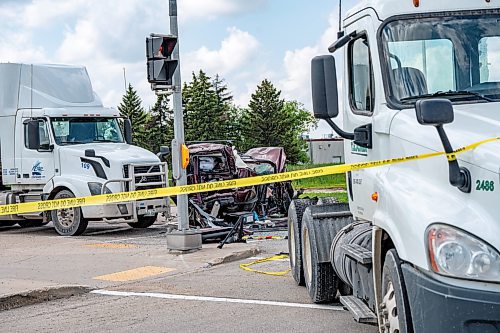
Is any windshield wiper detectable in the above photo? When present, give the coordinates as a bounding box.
[400,90,494,103]
[58,141,88,145]
[91,139,121,143]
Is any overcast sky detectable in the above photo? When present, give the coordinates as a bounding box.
[0,0,357,137]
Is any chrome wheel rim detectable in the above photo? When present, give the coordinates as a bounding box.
[381,281,400,333]
[57,208,75,228]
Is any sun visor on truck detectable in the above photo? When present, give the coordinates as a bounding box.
[17,64,102,109]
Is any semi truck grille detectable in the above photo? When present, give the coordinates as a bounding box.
[123,164,166,191]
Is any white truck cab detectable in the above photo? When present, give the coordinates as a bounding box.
[288,1,500,332]
[0,63,169,235]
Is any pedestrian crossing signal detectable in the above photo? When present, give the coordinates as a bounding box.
[146,35,178,86]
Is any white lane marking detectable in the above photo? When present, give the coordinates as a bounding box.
[91,289,345,311]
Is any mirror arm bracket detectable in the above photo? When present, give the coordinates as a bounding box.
[324,118,355,140]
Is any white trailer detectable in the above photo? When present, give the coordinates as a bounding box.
[288,1,500,332]
[0,63,170,235]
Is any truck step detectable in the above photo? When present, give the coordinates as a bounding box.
[341,243,372,264]
[340,296,378,324]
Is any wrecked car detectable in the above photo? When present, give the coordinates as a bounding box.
[185,142,293,238]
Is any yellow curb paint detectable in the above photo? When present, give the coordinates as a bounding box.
[85,243,138,249]
[93,266,176,282]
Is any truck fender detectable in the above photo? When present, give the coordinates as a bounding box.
[43,176,90,199]
[372,226,384,326]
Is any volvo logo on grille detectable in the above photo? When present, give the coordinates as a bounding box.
[140,176,148,183]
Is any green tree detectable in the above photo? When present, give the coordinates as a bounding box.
[146,94,174,153]
[118,83,149,148]
[212,74,240,144]
[241,79,316,163]
[182,70,234,143]
[280,100,317,163]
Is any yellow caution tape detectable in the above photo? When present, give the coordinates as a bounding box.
[239,254,291,276]
[242,236,287,241]
[0,136,498,216]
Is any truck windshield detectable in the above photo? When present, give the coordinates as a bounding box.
[380,12,500,105]
[51,117,124,145]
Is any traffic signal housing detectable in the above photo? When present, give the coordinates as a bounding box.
[146,35,178,86]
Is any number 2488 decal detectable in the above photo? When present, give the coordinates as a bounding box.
[476,180,495,192]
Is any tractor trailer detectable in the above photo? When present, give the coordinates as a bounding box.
[288,1,500,332]
[0,63,169,235]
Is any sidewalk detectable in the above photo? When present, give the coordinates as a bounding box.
[0,219,259,310]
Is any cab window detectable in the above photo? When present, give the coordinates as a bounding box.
[348,35,374,114]
[24,120,50,149]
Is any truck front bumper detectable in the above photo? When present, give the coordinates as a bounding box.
[82,198,169,222]
[402,264,500,333]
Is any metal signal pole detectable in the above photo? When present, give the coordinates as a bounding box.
[167,0,202,250]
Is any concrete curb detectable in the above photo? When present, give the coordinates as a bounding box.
[206,246,260,267]
[0,285,90,312]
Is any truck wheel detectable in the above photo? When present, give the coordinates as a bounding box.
[317,197,339,205]
[381,249,412,333]
[128,214,157,228]
[301,214,338,303]
[51,190,88,236]
[288,199,311,286]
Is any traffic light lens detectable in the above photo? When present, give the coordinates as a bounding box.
[165,40,176,55]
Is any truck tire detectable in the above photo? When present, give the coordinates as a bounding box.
[288,198,312,286]
[128,214,158,228]
[381,249,412,333]
[317,197,339,205]
[301,203,353,303]
[51,190,88,236]
[301,213,338,303]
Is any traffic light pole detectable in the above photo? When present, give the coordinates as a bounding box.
[166,0,202,251]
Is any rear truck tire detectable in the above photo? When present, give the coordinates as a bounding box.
[128,213,158,228]
[51,190,88,236]
[301,214,337,303]
[317,197,339,205]
[301,203,353,303]
[381,249,412,333]
[288,198,312,286]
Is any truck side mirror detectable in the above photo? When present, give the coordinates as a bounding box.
[415,98,471,193]
[311,55,339,119]
[415,98,454,126]
[124,119,133,144]
[27,120,40,150]
[157,146,170,161]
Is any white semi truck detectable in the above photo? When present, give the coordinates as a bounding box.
[288,1,500,332]
[0,63,170,236]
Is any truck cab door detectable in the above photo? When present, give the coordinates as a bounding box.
[19,113,56,185]
[343,16,380,220]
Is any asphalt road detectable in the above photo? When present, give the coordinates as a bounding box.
[0,225,377,333]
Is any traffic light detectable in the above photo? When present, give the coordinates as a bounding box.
[146,35,178,86]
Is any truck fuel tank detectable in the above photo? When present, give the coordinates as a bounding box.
[331,222,374,309]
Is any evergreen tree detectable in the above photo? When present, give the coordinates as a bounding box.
[146,94,174,153]
[280,101,317,163]
[182,70,230,142]
[241,79,316,163]
[118,84,149,148]
[212,74,238,143]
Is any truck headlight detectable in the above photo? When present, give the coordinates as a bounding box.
[87,182,112,195]
[427,224,500,282]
